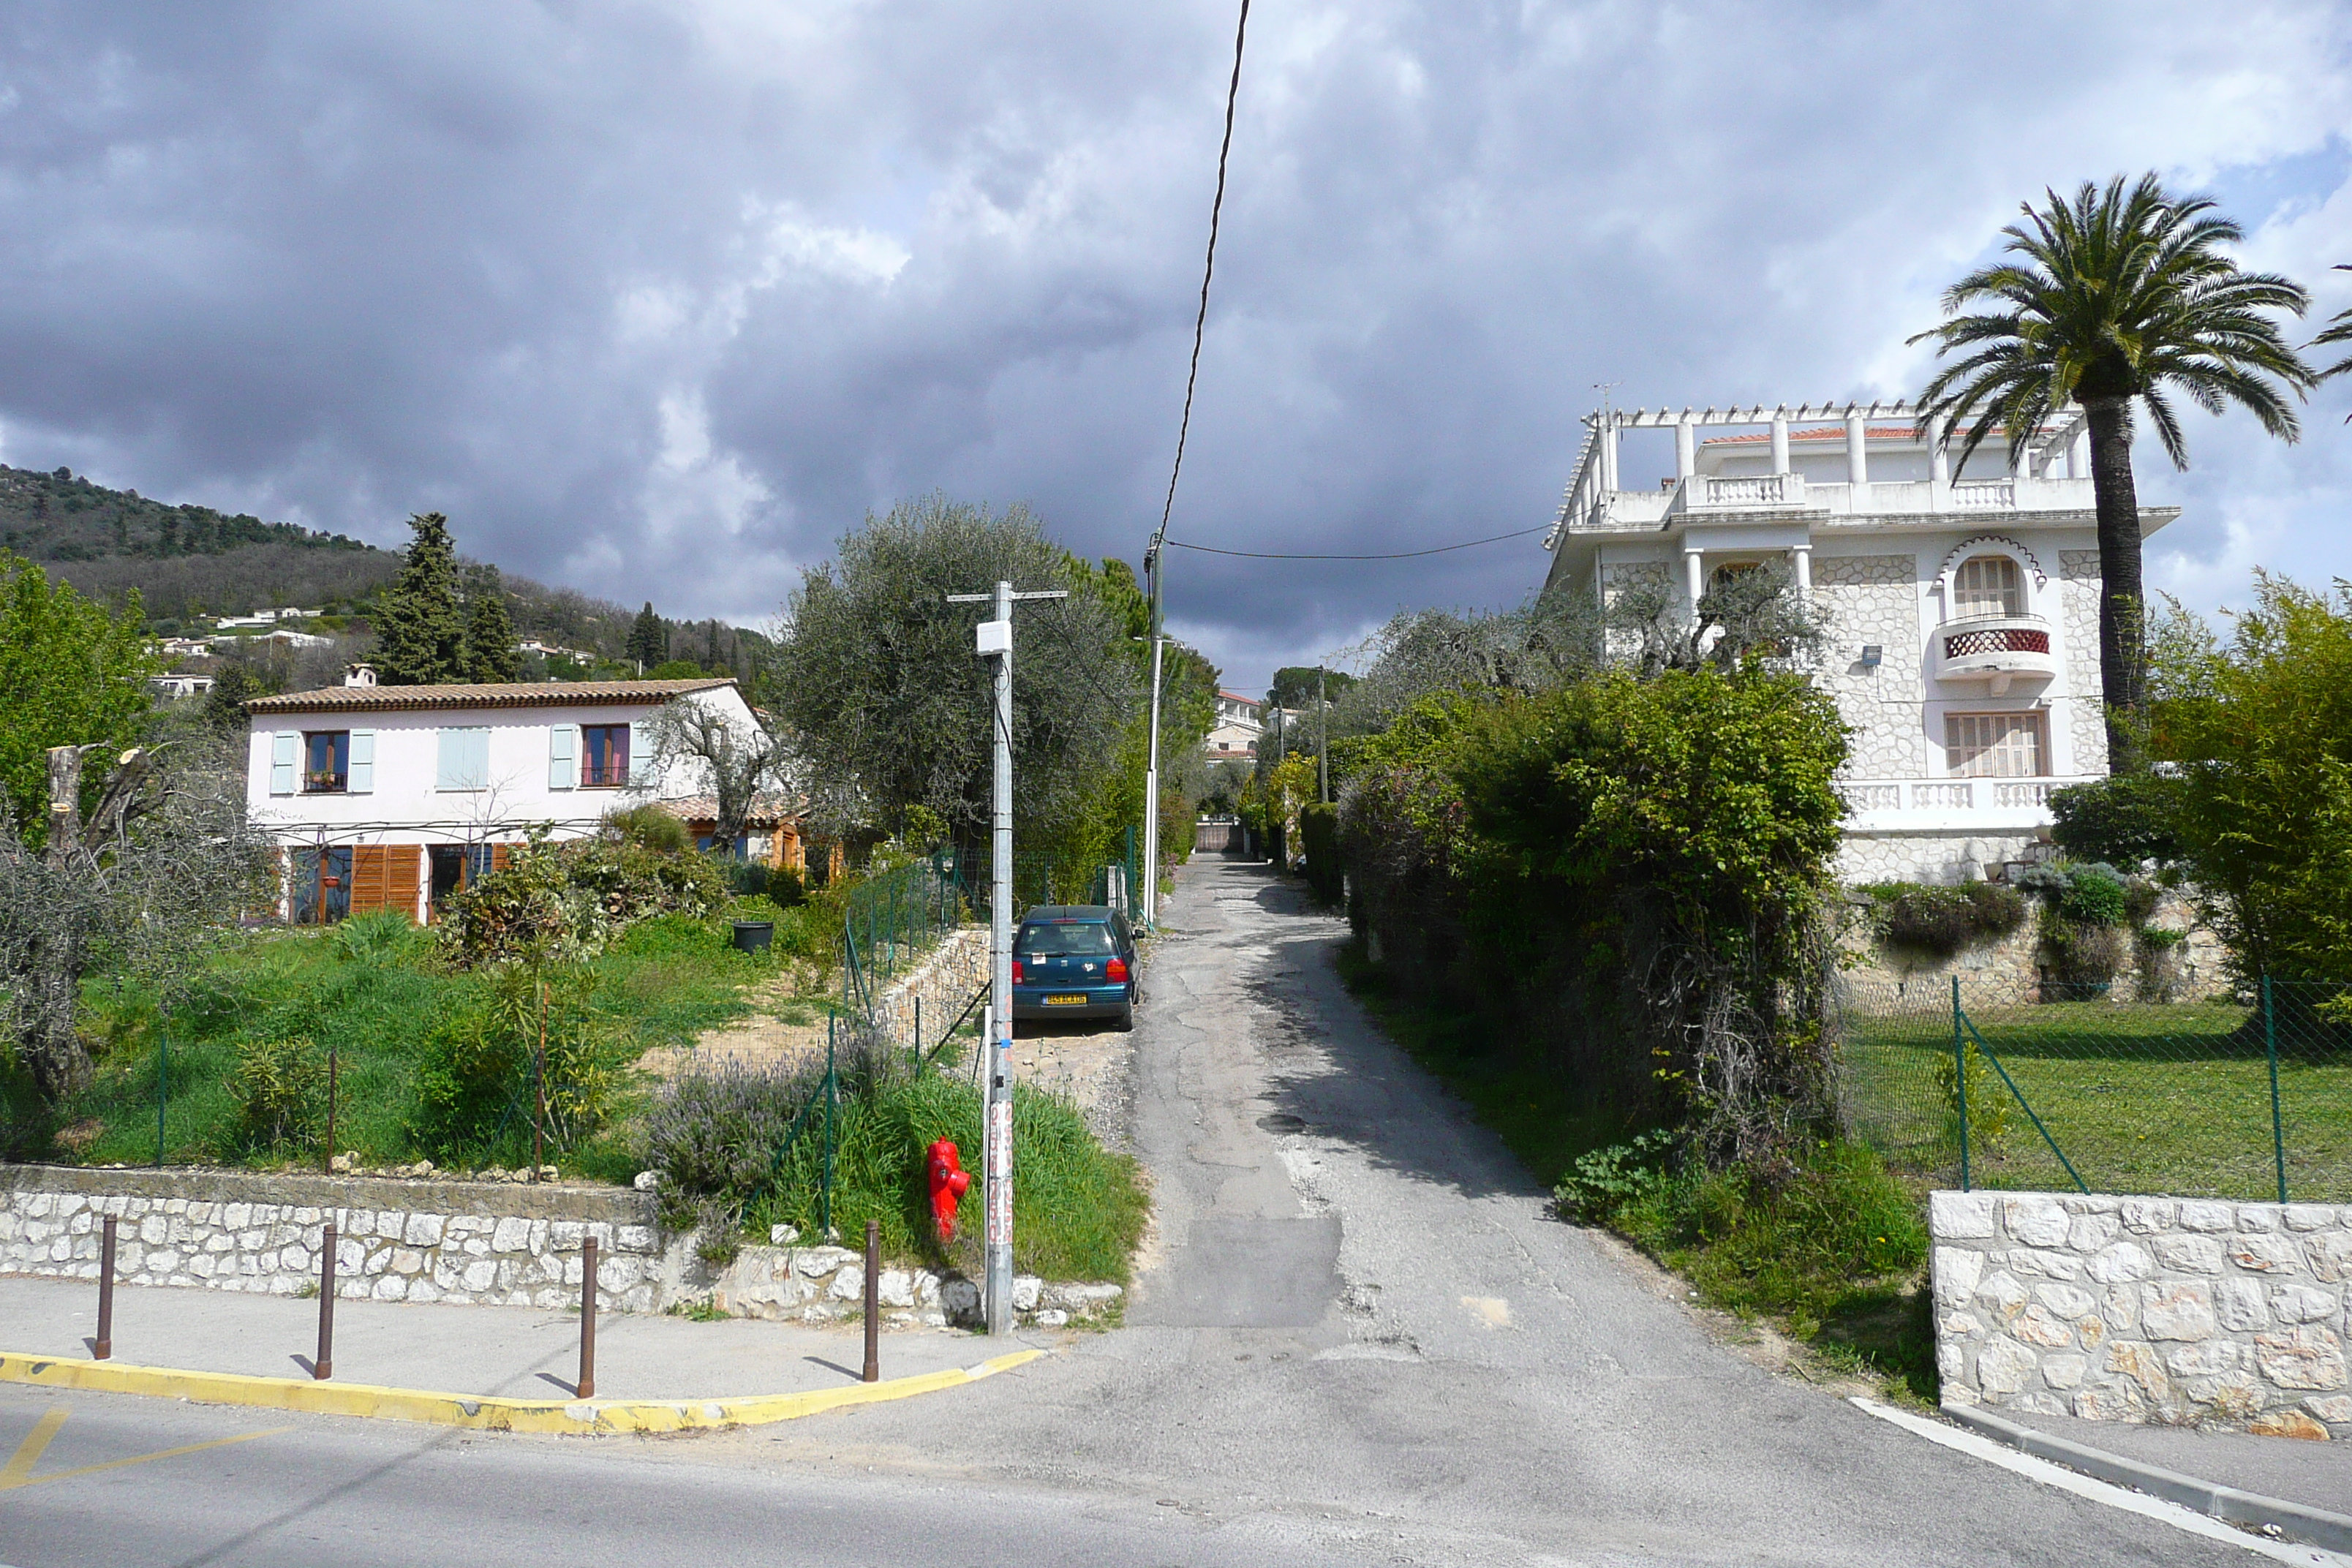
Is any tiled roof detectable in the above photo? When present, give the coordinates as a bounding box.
[655,794,805,827]
[244,676,734,715]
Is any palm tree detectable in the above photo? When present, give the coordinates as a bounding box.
[1912,174,2316,770]
[2314,264,2352,414]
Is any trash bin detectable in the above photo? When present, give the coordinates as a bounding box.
[731,920,774,954]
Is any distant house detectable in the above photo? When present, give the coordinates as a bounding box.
[214,627,333,652]
[243,671,799,924]
[149,673,215,701]
[1205,690,1262,763]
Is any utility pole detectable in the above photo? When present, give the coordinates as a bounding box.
[1316,664,1328,804]
[1140,551,1164,925]
[946,580,1066,1336]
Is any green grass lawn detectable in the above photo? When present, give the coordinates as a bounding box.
[1841,996,2352,1202]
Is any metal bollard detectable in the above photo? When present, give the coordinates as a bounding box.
[95,1215,117,1360]
[578,1236,598,1399]
[315,1221,337,1380]
[862,1219,880,1383]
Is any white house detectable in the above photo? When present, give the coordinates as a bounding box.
[243,671,781,923]
[1205,690,1263,763]
[1539,398,2176,884]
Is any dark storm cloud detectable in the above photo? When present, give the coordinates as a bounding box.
[1,1,2348,690]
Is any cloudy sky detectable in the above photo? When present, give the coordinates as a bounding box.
[3,1,2349,693]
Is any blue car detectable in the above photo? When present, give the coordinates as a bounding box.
[1011,905,1137,1030]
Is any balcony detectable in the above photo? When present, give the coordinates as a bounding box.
[301,770,347,794]
[1934,613,2056,691]
[1837,777,2092,822]
[580,762,630,788]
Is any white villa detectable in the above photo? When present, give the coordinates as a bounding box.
[243,669,796,923]
[1539,399,2174,883]
[1206,690,1264,763]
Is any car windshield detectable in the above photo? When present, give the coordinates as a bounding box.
[1017,921,1115,957]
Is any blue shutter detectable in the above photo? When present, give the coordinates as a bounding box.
[269,732,298,795]
[348,731,375,794]
[549,724,577,790]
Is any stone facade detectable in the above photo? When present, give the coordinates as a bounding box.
[1814,554,1927,778]
[708,1237,1122,1330]
[1839,888,2231,1005]
[1932,1189,2352,1439]
[2057,551,2108,777]
[1835,830,2043,887]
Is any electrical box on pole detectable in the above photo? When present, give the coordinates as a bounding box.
[948,581,1066,1336]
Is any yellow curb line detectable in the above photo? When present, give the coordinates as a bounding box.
[0,1349,1045,1436]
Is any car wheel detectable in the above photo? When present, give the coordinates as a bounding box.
[1116,992,1136,1032]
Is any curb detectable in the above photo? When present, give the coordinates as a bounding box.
[0,1348,1045,1436]
[1940,1401,2352,1555]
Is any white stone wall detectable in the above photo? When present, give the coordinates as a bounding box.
[866,925,989,1050]
[707,1240,1120,1330]
[1931,1190,2351,1439]
[1835,830,2043,887]
[2057,551,2108,777]
[0,1187,671,1311]
[1815,553,1926,777]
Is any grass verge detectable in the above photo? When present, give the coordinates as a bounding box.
[1338,936,1936,1401]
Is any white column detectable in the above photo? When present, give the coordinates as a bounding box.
[1929,415,1951,483]
[1598,415,1619,493]
[1685,549,1705,607]
[1769,411,1791,475]
[2010,442,2030,481]
[1674,417,1696,480]
[1845,410,1869,486]
[2070,428,2089,479]
[1792,544,1812,597]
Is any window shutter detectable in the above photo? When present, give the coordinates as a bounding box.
[348,730,375,794]
[437,727,489,790]
[269,732,298,795]
[549,724,577,790]
[628,720,649,786]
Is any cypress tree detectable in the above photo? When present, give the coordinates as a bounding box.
[374,513,465,685]
[625,601,667,671]
[461,570,521,683]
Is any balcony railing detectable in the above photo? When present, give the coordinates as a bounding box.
[580,761,630,788]
[301,770,347,794]
[1694,473,1801,508]
[1951,479,2016,509]
[1943,623,2051,660]
[1837,776,2091,818]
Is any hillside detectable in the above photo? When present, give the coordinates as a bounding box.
[1,464,767,671]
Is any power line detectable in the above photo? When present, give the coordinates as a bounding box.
[1149,0,1251,562]
[1162,524,1551,561]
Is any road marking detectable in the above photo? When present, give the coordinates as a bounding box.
[1850,1398,2351,1566]
[0,1407,289,1493]
[0,1409,66,1488]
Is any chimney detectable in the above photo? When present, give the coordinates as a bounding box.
[344,663,377,687]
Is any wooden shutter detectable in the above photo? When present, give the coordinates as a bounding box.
[269,732,298,795]
[348,730,375,794]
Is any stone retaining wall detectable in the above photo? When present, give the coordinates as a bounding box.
[0,1164,677,1313]
[1932,1190,2351,1440]
[867,926,989,1049]
[0,1164,1122,1331]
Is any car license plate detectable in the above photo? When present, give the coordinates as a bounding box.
[1044,994,1088,1006]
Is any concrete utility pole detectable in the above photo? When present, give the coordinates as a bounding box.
[1141,551,1165,925]
[946,580,1066,1336]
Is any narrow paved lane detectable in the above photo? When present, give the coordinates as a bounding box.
[0,858,2273,1567]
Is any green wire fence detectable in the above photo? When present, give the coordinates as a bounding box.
[1838,974,2352,1202]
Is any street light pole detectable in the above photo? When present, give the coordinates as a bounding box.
[1317,663,1327,804]
[948,580,1066,1336]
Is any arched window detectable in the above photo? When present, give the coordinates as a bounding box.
[1953,554,2022,619]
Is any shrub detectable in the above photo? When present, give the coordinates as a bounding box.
[1861,881,2027,957]
[602,802,689,856]
[1299,802,1342,903]
[437,834,729,967]
[227,1036,326,1153]
[640,1061,829,1232]
[333,910,431,969]
[1553,1128,1679,1222]
[2057,864,2127,927]
[407,965,619,1160]
[2048,772,2183,868]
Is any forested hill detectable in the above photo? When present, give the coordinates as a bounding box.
[0,464,767,671]
[0,464,400,621]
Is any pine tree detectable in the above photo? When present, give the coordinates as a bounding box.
[625,601,668,671]
[374,513,466,685]
[461,570,521,683]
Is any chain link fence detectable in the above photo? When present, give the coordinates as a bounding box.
[1839,976,2352,1202]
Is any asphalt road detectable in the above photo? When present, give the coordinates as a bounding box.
[0,859,2285,1566]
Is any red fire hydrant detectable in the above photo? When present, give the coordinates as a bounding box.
[927,1139,971,1243]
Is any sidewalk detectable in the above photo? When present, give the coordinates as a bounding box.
[0,1275,1047,1432]
[1994,1407,2350,1522]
